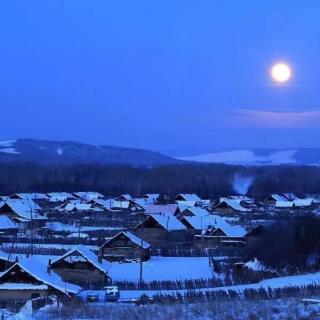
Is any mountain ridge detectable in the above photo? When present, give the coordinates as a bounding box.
[177,148,320,165]
[0,139,178,166]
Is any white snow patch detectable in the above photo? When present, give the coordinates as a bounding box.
[0,140,16,147]
[108,256,214,282]
[177,149,298,165]
[56,147,63,155]
[0,147,19,154]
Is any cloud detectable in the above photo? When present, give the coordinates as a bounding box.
[235,109,320,128]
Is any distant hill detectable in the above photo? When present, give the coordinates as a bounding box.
[177,149,320,165]
[0,139,178,166]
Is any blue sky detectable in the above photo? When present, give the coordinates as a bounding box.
[0,1,320,155]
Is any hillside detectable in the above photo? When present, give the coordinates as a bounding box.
[0,139,177,166]
[177,149,320,165]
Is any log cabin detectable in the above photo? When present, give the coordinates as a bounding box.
[100,231,151,262]
[50,245,109,288]
[133,214,194,247]
[0,257,80,304]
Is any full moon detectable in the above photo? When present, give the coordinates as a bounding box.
[271,63,292,83]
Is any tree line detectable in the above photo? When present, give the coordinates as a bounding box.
[0,162,320,198]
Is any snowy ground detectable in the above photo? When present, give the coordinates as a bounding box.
[108,256,214,282]
[8,297,320,319]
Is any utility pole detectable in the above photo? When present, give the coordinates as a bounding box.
[29,207,34,256]
[139,211,143,286]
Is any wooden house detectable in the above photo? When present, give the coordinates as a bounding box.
[100,231,151,262]
[215,199,251,216]
[133,214,193,247]
[50,245,109,288]
[0,215,18,236]
[0,200,47,232]
[0,257,80,303]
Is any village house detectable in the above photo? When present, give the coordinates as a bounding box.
[49,245,109,288]
[175,193,202,202]
[264,193,299,205]
[143,204,180,216]
[0,215,18,236]
[46,192,75,203]
[215,199,251,216]
[180,214,247,248]
[57,200,99,213]
[143,194,160,202]
[9,193,49,202]
[0,251,16,272]
[0,200,47,232]
[134,213,193,247]
[100,231,151,262]
[0,256,80,304]
[117,194,132,201]
[72,192,105,201]
[176,207,210,219]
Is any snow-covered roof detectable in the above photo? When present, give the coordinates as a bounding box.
[59,200,94,212]
[275,201,294,208]
[118,194,132,201]
[293,198,313,207]
[0,215,17,230]
[138,214,187,231]
[175,194,202,202]
[51,245,108,274]
[182,207,209,217]
[144,204,178,215]
[0,256,81,295]
[267,194,289,202]
[73,192,104,201]
[10,193,49,200]
[183,214,246,237]
[143,194,160,200]
[131,198,155,207]
[0,199,46,220]
[46,192,75,202]
[66,232,89,238]
[103,231,151,249]
[216,199,251,212]
[244,258,266,272]
[175,200,197,207]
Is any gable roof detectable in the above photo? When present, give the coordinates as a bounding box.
[46,192,75,202]
[0,199,46,221]
[266,194,289,202]
[72,192,104,201]
[137,214,187,231]
[175,194,202,202]
[118,194,132,201]
[143,194,160,200]
[182,214,246,237]
[102,231,151,250]
[0,256,81,295]
[51,245,108,274]
[182,207,209,217]
[216,199,251,212]
[0,215,17,230]
[10,193,49,201]
[143,204,178,215]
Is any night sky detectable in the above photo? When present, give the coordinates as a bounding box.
[0,1,320,155]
